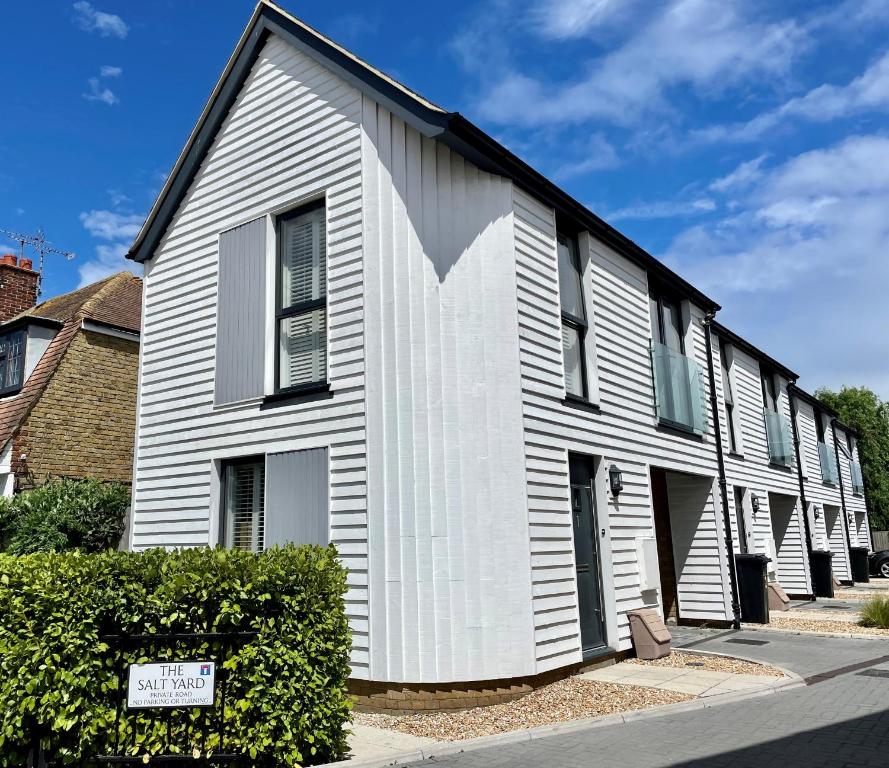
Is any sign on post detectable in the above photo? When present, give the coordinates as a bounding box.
[127,662,216,709]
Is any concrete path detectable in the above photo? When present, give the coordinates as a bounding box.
[394,630,889,768]
[579,662,786,698]
[346,724,438,763]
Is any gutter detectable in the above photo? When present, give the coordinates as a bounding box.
[787,383,817,598]
[702,312,741,629]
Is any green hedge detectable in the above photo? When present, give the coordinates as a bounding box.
[0,477,129,554]
[0,545,352,766]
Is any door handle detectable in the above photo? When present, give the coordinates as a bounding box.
[577,564,591,573]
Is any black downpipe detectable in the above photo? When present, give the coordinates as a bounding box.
[703,313,741,629]
[787,383,817,600]
[831,419,855,578]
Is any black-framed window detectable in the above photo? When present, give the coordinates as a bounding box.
[815,409,826,443]
[761,369,778,412]
[223,457,265,552]
[557,232,588,399]
[0,330,26,396]
[276,201,327,393]
[720,340,738,453]
[649,293,684,353]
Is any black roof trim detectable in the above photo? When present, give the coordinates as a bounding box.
[713,321,798,381]
[787,383,838,418]
[833,419,859,438]
[0,315,64,334]
[126,1,721,311]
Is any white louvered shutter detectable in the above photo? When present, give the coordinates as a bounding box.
[225,461,265,552]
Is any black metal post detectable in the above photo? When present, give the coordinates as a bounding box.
[787,383,817,600]
[703,312,741,629]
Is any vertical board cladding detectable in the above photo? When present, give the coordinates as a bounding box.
[794,399,848,578]
[664,473,732,620]
[715,342,808,590]
[512,187,730,669]
[215,218,267,405]
[361,97,536,683]
[265,448,329,547]
[131,35,371,677]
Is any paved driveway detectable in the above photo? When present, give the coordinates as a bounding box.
[403,630,889,768]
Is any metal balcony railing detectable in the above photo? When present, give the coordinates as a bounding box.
[763,408,794,466]
[651,340,707,435]
[818,441,839,484]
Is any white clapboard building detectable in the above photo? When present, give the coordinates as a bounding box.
[126,0,871,699]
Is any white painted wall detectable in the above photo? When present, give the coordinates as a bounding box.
[130,36,371,676]
[24,324,56,381]
[361,97,536,683]
[0,441,12,498]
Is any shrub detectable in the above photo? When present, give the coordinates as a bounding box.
[859,595,889,628]
[0,477,129,554]
[0,545,352,766]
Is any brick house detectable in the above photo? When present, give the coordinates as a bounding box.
[0,259,142,496]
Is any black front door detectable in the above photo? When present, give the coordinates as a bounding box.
[570,454,606,653]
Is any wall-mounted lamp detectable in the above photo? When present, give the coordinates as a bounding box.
[609,465,624,496]
[813,504,821,520]
[750,494,760,516]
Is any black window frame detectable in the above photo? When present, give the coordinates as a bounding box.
[274,198,328,397]
[557,231,589,402]
[0,329,26,397]
[760,368,779,412]
[649,291,685,354]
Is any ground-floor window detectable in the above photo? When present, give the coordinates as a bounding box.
[224,458,265,552]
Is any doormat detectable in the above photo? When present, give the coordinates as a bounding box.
[724,638,770,646]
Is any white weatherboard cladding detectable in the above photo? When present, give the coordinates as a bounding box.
[714,342,809,593]
[795,400,849,579]
[512,187,730,669]
[130,36,371,676]
[361,97,535,683]
[838,431,870,550]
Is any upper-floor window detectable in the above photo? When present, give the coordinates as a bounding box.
[649,294,684,353]
[276,202,327,392]
[0,330,26,397]
[761,370,778,412]
[720,340,738,453]
[558,232,588,399]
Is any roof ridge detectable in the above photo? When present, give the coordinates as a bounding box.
[77,271,135,321]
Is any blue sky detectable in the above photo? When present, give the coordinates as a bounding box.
[1,0,888,395]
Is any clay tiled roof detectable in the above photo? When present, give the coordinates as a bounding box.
[0,272,142,448]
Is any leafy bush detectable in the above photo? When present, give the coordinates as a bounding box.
[0,477,129,554]
[0,545,352,766]
[859,595,889,628]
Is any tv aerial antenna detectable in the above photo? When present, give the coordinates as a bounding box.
[0,228,75,296]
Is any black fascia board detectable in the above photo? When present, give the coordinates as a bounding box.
[787,383,839,418]
[127,2,723,314]
[0,315,64,334]
[712,320,798,381]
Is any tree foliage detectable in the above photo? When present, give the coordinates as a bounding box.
[816,386,889,531]
[0,545,351,766]
[0,477,129,554]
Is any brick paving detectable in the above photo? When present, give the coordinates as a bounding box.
[404,630,889,768]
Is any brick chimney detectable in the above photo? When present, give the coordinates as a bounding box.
[0,254,39,322]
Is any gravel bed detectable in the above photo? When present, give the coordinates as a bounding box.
[353,677,691,741]
[767,615,889,636]
[626,650,784,677]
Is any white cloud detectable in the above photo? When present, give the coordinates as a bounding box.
[664,135,889,396]
[606,197,716,221]
[73,2,128,39]
[529,0,633,40]
[77,243,130,287]
[553,133,621,178]
[473,0,806,127]
[83,77,118,105]
[709,154,769,193]
[79,210,143,240]
[694,50,889,144]
[100,65,123,78]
